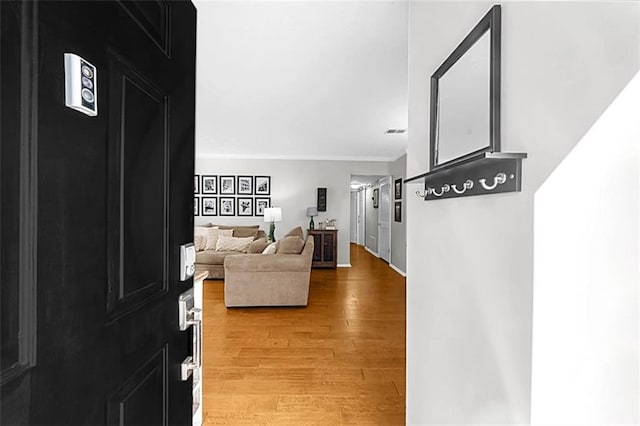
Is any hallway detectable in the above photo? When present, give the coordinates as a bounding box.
[202,244,406,424]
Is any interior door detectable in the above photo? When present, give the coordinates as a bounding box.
[378,179,392,263]
[1,1,197,424]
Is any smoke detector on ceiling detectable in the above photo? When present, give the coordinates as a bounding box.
[384,129,407,134]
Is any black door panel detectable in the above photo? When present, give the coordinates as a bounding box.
[1,1,196,424]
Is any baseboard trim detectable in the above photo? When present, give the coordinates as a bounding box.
[337,264,352,268]
[364,247,379,257]
[389,263,406,277]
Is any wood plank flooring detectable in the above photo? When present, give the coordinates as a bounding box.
[202,243,406,425]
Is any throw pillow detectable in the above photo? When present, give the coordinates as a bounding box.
[194,226,211,251]
[248,237,269,254]
[284,226,304,239]
[262,242,277,255]
[215,235,254,252]
[214,225,260,230]
[277,236,305,254]
[205,228,232,250]
[233,228,259,239]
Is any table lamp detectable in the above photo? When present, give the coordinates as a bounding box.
[263,207,282,242]
[306,207,317,230]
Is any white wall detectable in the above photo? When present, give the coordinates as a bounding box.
[531,72,639,425]
[349,191,357,243]
[406,2,639,424]
[195,157,390,266]
[390,154,407,273]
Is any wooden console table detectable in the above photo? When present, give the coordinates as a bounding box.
[308,229,337,268]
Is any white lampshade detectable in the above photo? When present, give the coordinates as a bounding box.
[306,207,317,217]
[263,207,282,223]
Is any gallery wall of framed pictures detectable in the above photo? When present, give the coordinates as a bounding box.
[194,175,271,217]
[394,177,403,223]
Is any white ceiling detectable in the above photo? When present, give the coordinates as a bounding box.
[193,0,409,161]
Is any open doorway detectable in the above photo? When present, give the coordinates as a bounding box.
[350,175,391,262]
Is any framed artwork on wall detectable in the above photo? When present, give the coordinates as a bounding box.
[255,197,270,216]
[219,176,235,194]
[201,175,217,194]
[394,178,402,200]
[317,187,327,212]
[194,175,200,194]
[255,176,270,195]
[373,188,379,208]
[394,201,402,222]
[237,197,253,216]
[194,197,199,216]
[219,197,235,215]
[237,176,253,195]
[201,197,217,216]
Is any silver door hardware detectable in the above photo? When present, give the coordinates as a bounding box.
[178,288,201,331]
[64,53,97,116]
[179,288,202,382]
[180,243,196,281]
[181,356,197,381]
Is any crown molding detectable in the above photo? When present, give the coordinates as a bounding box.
[196,152,403,162]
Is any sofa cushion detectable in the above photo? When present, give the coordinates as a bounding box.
[262,242,277,254]
[277,236,305,254]
[248,237,269,254]
[196,250,237,265]
[284,226,304,239]
[205,228,233,250]
[216,235,254,252]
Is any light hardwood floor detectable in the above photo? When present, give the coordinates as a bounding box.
[202,243,406,425]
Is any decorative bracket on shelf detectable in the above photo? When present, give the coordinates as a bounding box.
[405,152,527,201]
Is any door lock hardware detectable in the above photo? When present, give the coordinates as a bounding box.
[178,288,202,331]
[181,356,197,380]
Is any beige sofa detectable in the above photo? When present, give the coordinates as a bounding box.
[223,236,314,307]
[195,225,267,279]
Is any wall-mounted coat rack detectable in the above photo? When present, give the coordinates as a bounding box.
[406,152,526,200]
[405,5,527,201]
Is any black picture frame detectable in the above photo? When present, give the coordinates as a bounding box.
[255,176,270,195]
[219,176,235,195]
[194,197,199,216]
[201,197,218,216]
[373,188,379,208]
[219,197,235,216]
[394,201,402,222]
[394,178,402,200]
[237,197,253,216]
[201,175,217,194]
[194,175,200,194]
[254,197,270,216]
[317,187,327,212]
[237,176,253,195]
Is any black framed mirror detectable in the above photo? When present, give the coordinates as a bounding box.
[430,5,501,170]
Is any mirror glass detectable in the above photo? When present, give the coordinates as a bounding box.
[437,31,490,165]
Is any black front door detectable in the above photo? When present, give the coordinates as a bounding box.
[1,1,197,424]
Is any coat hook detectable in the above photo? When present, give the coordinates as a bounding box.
[432,184,450,197]
[452,179,474,194]
[479,173,507,191]
[416,190,427,198]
